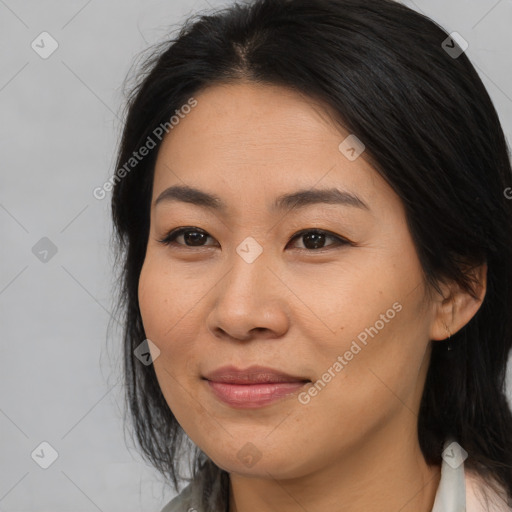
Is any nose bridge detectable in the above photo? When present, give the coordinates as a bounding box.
[207,235,288,339]
[224,235,272,299]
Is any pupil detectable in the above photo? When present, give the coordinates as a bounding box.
[185,231,206,246]
[304,232,325,249]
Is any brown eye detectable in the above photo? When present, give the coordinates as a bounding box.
[157,227,350,251]
[158,227,217,247]
[287,229,349,251]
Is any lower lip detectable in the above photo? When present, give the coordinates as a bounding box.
[205,380,308,408]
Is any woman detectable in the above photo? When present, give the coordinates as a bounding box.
[110,0,512,510]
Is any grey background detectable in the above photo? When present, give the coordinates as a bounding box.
[1,1,511,511]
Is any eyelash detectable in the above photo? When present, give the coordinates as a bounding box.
[156,227,351,252]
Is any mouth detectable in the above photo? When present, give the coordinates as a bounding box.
[202,365,311,408]
[202,364,310,384]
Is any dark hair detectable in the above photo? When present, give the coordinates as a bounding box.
[110,0,512,505]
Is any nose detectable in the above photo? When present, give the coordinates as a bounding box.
[206,246,290,342]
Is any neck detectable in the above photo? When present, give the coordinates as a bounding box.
[227,428,441,512]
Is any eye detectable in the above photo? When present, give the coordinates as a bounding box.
[157,227,218,247]
[287,228,350,251]
[157,226,351,251]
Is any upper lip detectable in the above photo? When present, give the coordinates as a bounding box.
[202,365,310,384]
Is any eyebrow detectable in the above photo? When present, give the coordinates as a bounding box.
[154,185,369,213]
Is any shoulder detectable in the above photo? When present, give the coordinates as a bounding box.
[465,468,511,512]
[158,460,228,512]
[159,479,204,512]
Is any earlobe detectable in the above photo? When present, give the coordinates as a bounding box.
[429,261,487,342]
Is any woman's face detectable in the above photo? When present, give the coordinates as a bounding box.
[138,81,443,478]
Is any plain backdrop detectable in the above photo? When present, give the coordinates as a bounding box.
[1,0,511,511]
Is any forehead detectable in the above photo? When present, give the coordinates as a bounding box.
[151,81,397,216]
[157,81,345,159]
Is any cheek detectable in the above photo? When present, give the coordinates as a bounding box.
[138,258,169,341]
[297,251,430,419]
[138,253,195,341]
[137,253,208,372]
[289,255,406,360]
[318,291,430,421]
[137,256,202,417]
[293,303,430,464]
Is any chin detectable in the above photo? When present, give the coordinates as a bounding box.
[206,445,309,480]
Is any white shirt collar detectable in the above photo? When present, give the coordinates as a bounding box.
[432,438,510,512]
[431,438,467,511]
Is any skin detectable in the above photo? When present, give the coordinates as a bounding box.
[138,81,487,512]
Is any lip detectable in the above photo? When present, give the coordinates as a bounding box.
[205,381,308,408]
[202,365,310,409]
[202,364,310,384]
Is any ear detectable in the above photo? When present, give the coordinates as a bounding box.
[429,262,487,341]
